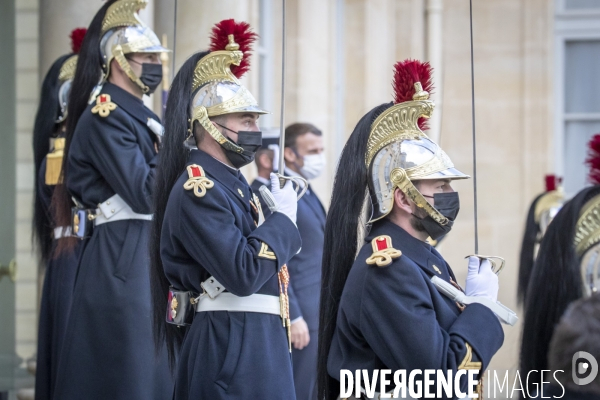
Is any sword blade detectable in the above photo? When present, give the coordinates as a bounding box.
[469,0,479,254]
[278,0,287,181]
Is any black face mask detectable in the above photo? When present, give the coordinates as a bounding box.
[128,58,163,95]
[139,63,163,94]
[412,192,460,240]
[216,123,262,169]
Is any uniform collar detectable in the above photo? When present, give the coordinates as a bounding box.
[366,219,451,280]
[101,82,160,125]
[254,176,270,186]
[188,150,251,212]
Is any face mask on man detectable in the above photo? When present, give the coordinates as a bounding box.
[128,58,163,95]
[411,192,460,240]
[215,123,262,169]
[299,153,326,180]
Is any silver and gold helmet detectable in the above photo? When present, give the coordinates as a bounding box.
[99,0,169,94]
[188,20,267,154]
[534,177,566,243]
[366,60,469,223]
[55,28,87,123]
[56,55,77,123]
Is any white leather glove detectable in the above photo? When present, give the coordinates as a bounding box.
[270,173,297,225]
[465,256,499,302]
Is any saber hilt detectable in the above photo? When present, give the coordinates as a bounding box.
[431,276,518,326]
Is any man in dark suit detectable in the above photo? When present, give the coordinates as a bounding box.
[282,122,326,400]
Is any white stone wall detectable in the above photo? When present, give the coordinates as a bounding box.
[15,0,39,363]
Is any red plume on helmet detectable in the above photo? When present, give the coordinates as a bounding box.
[587,133,600,185]
[392,59,434,131]
[69,28,87,54]
[209,19,258,79]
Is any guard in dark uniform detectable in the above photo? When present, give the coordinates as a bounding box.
[317,60,505,399]
[150,20,301,399]
[51,1,172,398]
[520,134,600,394]
[517,174,565,305]
[33,28,87,400]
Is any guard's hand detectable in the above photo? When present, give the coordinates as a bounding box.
[290,318,310,350]
[270,173,297,224]
[465,256,499,302]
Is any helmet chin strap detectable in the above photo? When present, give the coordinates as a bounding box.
[113,45,149,94]
[390,167,449,226]
[190,105,244,154]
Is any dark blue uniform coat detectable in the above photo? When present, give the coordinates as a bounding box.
[328,219,504,398]
[35,158,85,400]
[53,83,172,399]
[287,185,325,400]
[161,150,302,399]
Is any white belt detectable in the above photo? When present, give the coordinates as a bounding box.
[53,226,72,240]
[194,293,280,315]
[93,193,152,226]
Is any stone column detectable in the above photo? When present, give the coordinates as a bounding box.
[426,0,444,143]
[283,0,334,199]
[39,0,99,76]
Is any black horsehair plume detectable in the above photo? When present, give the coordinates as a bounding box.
[32,54,71,264]
[33,27,86,264]
[516,191,545,305]
[317,102,392,400]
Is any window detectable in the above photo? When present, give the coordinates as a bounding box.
[555,0,600,194]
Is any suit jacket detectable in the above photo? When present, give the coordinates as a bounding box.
[287,184,326,330]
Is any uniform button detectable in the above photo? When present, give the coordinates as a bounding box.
[111,209,115,213]
[106,201,110,205]
[433,265,442,274]
[238,188,244,197]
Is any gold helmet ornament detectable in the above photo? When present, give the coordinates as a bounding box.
[98,0,169,95]
[366,60,469,238]
[187,19,267,165]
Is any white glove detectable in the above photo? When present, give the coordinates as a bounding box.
[465,256,499,302]
[270,173,297,225]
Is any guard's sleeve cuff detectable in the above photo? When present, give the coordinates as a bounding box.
[450,303,505,370]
